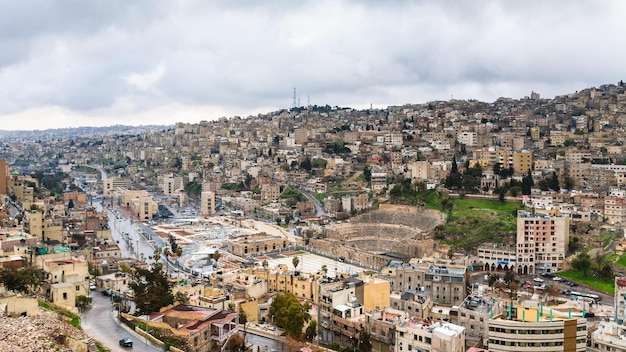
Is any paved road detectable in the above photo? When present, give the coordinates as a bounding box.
[82,292,160,352]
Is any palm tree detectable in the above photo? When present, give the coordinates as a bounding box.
[153,248,161,262]
[292,256,300,272]
[213,250,221,266]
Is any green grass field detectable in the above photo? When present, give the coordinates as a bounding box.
[558,270,614,295]
[426,194,525,251]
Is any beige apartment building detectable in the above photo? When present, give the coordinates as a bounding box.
[516,211,569,275]
[261,183,281,202]
[411,161,431,181]
[63,190,87,205]
[604,196,626,224]
[163,175,183,197]
[381,259,466,306]
[201,190,215,216]
[227,232,289,257]
[102,177,131,197]
[512,150,533,176]
[117,189,158,220]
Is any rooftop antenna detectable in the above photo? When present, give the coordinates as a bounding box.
[292,88,297,108]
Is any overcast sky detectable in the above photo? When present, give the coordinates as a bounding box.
[1,1,625,131]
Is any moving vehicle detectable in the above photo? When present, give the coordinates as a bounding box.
[119,338,133,348]
[571,291,601,302]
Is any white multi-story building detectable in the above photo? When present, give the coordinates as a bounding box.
[590,320,626,352]
[457,131,477,146]
[488,305,586,352]
[395,319,465,352]
[522,195,554,211]
[477,244,516,272]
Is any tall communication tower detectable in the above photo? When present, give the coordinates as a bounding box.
[292,87,297,108]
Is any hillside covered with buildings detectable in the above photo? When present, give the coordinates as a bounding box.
[1,82,626,351]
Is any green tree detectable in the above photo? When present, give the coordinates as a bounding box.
[451,155,458,174]
[239,305,249,348]
[269,293,310,339]
[563,176,575,190]
[300,157,312,172]
[304,320,317,342]
[549,171,560,192]
[503,271,515,283]
[493,162,503,175]
[445,156,462,189]
[75,295,93,312]
[363,165,372,183]
[0,266,43,294]
[599,263,614,279]
[213,250,221,264]
[572,253,592,276]
[292,256,300,272]
[174,291,190,304]
[487,274,499,287]
[169,235,179,255]
[353,331,372,352]
[537,179,550,191]
[521,169,533,195]
[129,263,174,316]
[568,236,581,253]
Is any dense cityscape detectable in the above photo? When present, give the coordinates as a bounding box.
[2,81,626,351]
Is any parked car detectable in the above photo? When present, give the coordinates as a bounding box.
[90,283,97,291]
[533,277,544,283]
[552,276,562,281]
[119,338,133,348]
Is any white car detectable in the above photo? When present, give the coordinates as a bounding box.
[533,277,544,283]
[552,276,562,281]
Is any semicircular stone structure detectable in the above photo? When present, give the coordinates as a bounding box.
[310,205,445,268]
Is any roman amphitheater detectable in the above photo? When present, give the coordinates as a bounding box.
[308,204,446,268]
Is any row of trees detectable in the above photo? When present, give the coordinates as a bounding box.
[572,252,614,279]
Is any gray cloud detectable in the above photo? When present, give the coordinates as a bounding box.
[0,0,624,130]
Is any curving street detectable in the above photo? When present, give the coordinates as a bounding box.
[81,292,160,352]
